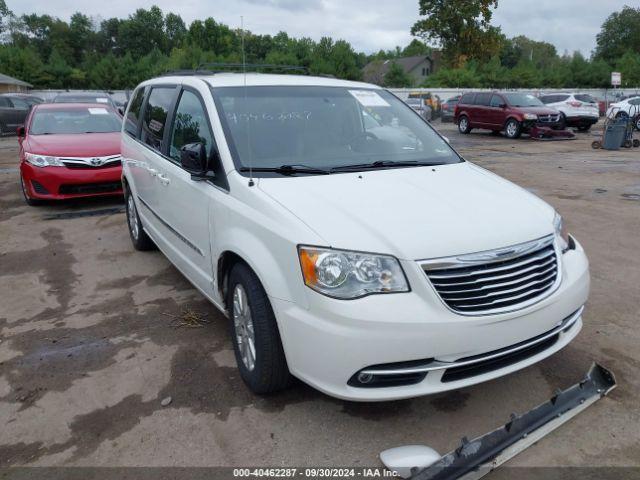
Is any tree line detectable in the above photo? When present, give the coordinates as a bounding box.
[0,0,638,90]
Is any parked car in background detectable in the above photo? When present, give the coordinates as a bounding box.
[455,92,562,139]
[440,95,461,122]
[538,93,599,131]
[122,73,588,401]
[1,93,44,108]
[18,103,123,205]
[405,97,432,120]
[53,92,117,109]
[606,96,640,130]
[0,94,36,135]
[408,92,441,118]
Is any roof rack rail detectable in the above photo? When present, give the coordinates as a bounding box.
[196,62,309,73]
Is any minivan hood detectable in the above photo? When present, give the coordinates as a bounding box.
[518,106,559,115]
[25,132,121,157]
[258,163,555,260]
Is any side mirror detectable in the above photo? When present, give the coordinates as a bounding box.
[16,126,25,141]
[499,103,507,109]
[117,107,125,116]
[180,142,214,180]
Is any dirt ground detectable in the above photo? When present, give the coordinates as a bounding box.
[1,121,639,474]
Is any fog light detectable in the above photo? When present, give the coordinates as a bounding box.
[357,372,374,384]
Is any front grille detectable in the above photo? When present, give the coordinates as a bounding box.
[58,181,122,195]
[63,159,121,169]
[537,114,560,123]
[423,236,559,314]
[31,180,49,194]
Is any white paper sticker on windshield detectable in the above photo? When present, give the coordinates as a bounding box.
[88,108,109,115]
[349,90,390,107]
[96,98,109,103]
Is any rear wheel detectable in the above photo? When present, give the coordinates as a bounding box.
[558,113,567,130]
[458,115,471,134]
[227,262,291,394]
[20,173,43,206]
[577,125,591,132]
[504,119,522,139]
[125,187,155,251]
[634,116,640,131]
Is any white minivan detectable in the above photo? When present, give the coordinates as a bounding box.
[121,73,590,401]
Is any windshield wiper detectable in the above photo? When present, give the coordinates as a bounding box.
[239,164,331,176]
[330,160,443,172]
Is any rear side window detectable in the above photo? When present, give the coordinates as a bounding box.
[541,94,569,104]
[10,98,29,109]
[0,97,10,107]
[141,87,175,152]
[125,87,146,138]
[474,93,492,106]
[574,94,596,103]
[460,93,475,105]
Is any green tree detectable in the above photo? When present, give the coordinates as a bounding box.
[118,6,166,58]
[411,0,503,67]
[383,62,413,87]
[616,50,640,87]
[402,39,430,57]
[595,6,640,64]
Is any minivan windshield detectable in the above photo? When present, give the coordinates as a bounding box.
[503,93,544,107]
[211,86,461,176]
[30,107,122,135]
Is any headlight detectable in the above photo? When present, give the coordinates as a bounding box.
[553,212,570,252]
[523,113,538,120]
[298,246,409,299]
[24,152,64,167]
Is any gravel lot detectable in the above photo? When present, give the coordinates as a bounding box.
[1,122,639,473]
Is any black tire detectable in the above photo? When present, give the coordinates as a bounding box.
[591,140,601,149]
[633,139,640,148]
[616,111,629,120]
[504,118,522,139]
[227,262,291,394]
[577,125,591,132]
[125,187,155,251]
[634,116,640,131]
[623,139,632,148]
[20,173,43,206]
[457,115,471,134]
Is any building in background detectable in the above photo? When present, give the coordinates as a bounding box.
[363,53,441,86]
[0,73,33,93]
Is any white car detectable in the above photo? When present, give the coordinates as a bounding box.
[539,93,599,131]
[606,96,640,130]
[121,73,589,401]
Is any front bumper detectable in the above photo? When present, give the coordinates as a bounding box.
[21,162,123,200]
[272,238,589,401]
[565,115,599,127]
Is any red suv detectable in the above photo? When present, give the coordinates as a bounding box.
[454,92,562,139]
[18,103,123,205]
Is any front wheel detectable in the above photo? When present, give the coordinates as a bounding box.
[227,262,291,394]
[504,119,522,139]
[125,188,155,251]
[20,173,43,206]
[458,115,471,134]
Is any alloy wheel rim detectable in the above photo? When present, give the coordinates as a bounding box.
[507,122,517,137]
[459,118,467,131]
[127,195,139,240]
[233,284,256,371]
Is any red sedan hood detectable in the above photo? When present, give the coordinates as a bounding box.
[25,132,121,157]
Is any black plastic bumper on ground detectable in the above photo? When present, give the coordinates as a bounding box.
[409,363,616,480]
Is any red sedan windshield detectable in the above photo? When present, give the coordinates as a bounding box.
[30,107,122,135]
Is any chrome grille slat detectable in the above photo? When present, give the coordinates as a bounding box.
[441,272,557,302]
[426,247,555,279]
[431,257,556,288]
[421,235,560,315]
[440,270,557,300]
[448,280,556,310]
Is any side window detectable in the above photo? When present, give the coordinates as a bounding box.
[0,97,10,107]
[489,95,503,107]
[474,93,492,106]
[169,90,214,162]
[629,98,640,106]
[10,98,29,109]
[460,93,475,105]
[125,86,146,138]
[141,87,175,152]
[540,96,553,104]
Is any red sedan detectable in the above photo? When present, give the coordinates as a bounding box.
[18,103,123,205]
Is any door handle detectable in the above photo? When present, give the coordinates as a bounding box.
[148,168,158,177]
[157,173,170,186]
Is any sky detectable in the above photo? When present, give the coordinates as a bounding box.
[6,0,633,57]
